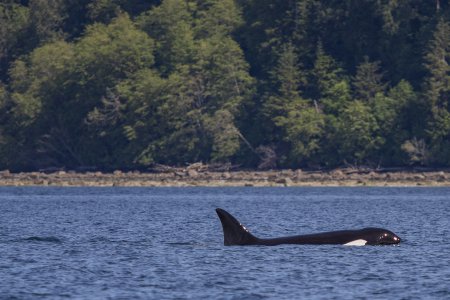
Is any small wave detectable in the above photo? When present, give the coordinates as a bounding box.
[88,236,111,243]
[11,257,37,264]
[166,242,210,247]
[166,242,195,246]
[88,237,145,244]
[23,236,62,243]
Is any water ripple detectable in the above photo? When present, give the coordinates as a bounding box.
[0,187,449,299]
[22,236,63,243]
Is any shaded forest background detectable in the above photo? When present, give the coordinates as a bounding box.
[1,0,450,171]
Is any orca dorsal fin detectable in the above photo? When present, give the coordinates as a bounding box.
[215,208,258,246]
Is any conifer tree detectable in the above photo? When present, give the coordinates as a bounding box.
[265,43,305,118]
[264,43,323,167]
[311,43,351,115]
[353,57,387,102]
[195,0,243,38]
[335,101,381,165]
[424,20,450,109]
[423,20,450,164]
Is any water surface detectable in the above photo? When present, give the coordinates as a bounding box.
[1,187,449,299]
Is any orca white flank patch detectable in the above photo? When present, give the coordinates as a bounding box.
[344,239,367,246]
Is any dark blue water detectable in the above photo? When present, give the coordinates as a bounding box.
[1,187,449,299]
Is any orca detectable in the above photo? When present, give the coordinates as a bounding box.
[215,208,401,246]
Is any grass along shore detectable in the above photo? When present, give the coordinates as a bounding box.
[1,167,450,187]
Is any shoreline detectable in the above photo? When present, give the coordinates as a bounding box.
[1,168,450,187]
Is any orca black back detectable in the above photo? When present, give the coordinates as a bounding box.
[215,208,401,246]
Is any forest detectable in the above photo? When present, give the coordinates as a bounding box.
[1,0,450,171]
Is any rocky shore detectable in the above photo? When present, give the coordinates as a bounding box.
[1,166,450,187]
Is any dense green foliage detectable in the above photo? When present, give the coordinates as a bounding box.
[1,0,450,171]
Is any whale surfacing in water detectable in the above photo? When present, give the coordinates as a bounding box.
[215,208,401,246]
